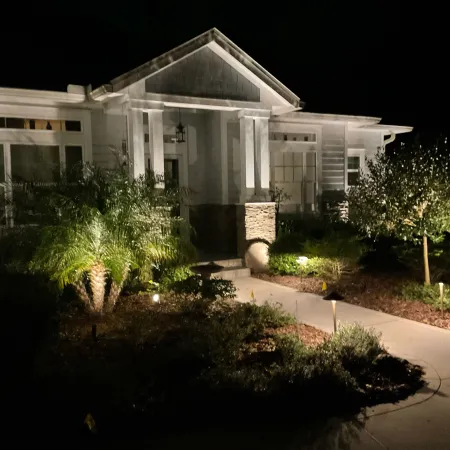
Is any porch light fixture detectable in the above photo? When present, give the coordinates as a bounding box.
[175,108,186,143]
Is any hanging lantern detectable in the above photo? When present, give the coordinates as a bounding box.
[175,108,186,143]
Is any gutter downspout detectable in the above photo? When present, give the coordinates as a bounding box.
[383,132,396,149]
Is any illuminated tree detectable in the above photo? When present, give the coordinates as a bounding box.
[347,144,450,284]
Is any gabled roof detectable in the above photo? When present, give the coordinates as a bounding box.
[93,28,300,107]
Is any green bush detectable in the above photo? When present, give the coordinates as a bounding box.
[269,232,304,254]
[303,256,345,281]
[170,275,237,299]
[156,264,194,291]
[268,253,300,275]
[401,281,450,310]
[323,324,384,374]
[303,233,366,262]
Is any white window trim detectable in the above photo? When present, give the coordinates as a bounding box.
[270,150,318,212]
[347,148,365,188]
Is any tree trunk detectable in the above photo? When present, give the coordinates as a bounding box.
[106,266,129,312]
[423,234,431,285]
[89,263,106,313]
[73,279,91,310]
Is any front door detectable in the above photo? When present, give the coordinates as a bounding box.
[164,158,179,188]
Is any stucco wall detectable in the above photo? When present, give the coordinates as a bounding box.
[227,120,240,204]
[91,110,127,169]
[348,129,383,163]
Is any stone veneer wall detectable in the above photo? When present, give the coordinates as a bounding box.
[236,202,276,257]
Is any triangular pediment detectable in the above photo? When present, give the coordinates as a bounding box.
[144,46,260,102]
[102,29,300,108]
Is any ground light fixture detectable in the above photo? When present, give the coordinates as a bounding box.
[297,256,308,281]
[323,291,344,333]
[439,282,444,318]
[152,293,160,303]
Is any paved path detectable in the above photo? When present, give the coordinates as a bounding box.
[234,276,450,450]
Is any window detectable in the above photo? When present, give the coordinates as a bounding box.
[11,145,60,183]
[0,117,81,132]
[270,132,316,143]
[272,151,317,212]
[347,153,362,186]
[65,146,83,181]
[65,120,82,132]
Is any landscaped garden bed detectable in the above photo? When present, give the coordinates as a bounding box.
[255,271,450,329]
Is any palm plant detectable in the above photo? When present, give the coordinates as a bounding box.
[30,209,133,312]
[27,164,196,313]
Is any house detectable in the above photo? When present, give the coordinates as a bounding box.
[0,28,412,266]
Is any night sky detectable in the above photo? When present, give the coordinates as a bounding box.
[1,1,447,133]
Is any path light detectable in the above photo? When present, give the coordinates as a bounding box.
[297,256,309,281]
[152,293,160,303]
[439,282,444,318]
[323,291,344,333]
[331,300,337,333]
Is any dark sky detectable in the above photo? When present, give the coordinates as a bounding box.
[0,1,447,132]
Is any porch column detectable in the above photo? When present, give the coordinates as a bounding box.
[147,109,165,188]
[254,117,270,199]
[239,115,255,203]
[127,108,145,178]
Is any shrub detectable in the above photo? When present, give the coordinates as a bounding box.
[303,233,366,262]
[303,256,345,281]
[323,324,384,374]
[401,281,450,310]
[155,264,194,291]
[170,275,237,299]
[268,253,300,275]
[269,232,304,254]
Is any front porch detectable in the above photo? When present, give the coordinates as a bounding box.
[125,102,275,257]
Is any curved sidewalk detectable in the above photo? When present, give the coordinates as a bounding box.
[234,276,450,449]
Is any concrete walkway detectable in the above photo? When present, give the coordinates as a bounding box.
[234,276,450,450]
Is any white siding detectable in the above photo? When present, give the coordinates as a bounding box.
[322,123,345,191]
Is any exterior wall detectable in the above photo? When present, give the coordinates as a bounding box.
[348,129,383,163]
[321,123,346,191]
[91,110,127,169]
[189,204,237,255]
[227,120,241,204]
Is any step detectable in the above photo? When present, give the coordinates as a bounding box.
[211,266,251,281]
[198,258,244,268]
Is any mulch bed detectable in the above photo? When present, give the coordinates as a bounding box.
[268,323,329,347]
[254,272,450,330]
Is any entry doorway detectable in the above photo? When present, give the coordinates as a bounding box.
[164,158,179,188]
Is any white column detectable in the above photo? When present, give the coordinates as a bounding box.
[220,112,229,205]
[147,109,165,188]
[239,116,255,203]
[254,117,270,198]
[127,108,145,178]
